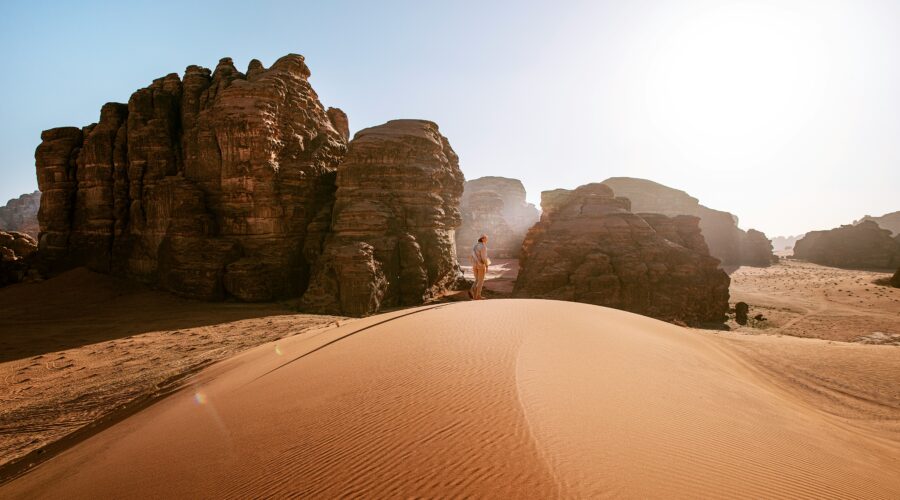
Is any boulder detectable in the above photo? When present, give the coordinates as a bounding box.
[456,177,539,259]
[735,302,749,325]
[0,231,38,287]
[0,191,41,238]
[513,183,730,325]
[601,177,775,267]
[890,268,900,288]
[794,221,900,269]
[34,54,348,300]
[301,120,465,316]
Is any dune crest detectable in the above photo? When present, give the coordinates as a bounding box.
[3,300,898,498]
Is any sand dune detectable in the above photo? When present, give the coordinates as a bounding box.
[3,300,898,498]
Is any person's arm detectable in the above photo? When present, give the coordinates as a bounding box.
[477,244,488,265]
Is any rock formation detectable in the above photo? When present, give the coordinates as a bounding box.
[601,177,775,267]
[34,54,348,301]
[0,231,38,287]
[456,176,539,259]
[890,268,900,288]
[856,211,900,236]
[513,183,730,324]
[739,229,776,266]
[301,120,465,316]
[0,191,41,238]
[793,221,900,269]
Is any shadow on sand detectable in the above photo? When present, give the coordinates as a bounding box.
[0,268,294,363]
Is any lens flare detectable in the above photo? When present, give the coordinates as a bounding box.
[275,345,282,356]
[194,392,207,405]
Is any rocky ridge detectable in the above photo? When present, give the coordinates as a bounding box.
[601,177,775,267]
[794,221,900,269]
[0,191,40,238]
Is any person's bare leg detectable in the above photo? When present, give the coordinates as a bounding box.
[474,265,486,299]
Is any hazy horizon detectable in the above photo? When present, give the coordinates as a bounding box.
[2,0,898,236]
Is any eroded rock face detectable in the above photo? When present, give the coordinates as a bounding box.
[857,211,900,236]
[794,221,900,269]
[35,54,348,300]
[740,229,776,267]
[514,183,730,325]
[301,120,464,316]
[0,191,41,238]
[456,176,539,259]
[601,177,775,267]
[0,231,38,287]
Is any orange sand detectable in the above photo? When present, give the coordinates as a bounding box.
[3,300,898,498]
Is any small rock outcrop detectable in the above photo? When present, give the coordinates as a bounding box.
[0,191,41,238]
[601,177,775,267]
[890,268,900,288]
[794,221,900,269]
[1,231,38,287]
[513,183,730,325]
[301,120,465,316]
[456,176,539,259]
[34,54,348,301]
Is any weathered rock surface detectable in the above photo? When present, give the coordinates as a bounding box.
[513,183,730,324]
[740,229,776,267]
[0,231,38,287]
[35,54,348,300]
[793,221,900,269]
[856,211,900,236]
[601,177,775,267]
[456,176,539,259]
[890,268,900,288]
[301,120,465,316]
[0,191,41,238]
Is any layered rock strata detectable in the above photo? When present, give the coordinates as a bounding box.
[301,120,465,316]
[34,54,348,300]
[601,177,775,267]
[455,176,539,259]
[793,221,900,269]
[0,191,41,238]
[514,183,730,324]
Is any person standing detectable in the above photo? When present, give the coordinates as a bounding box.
[469,234,490,300]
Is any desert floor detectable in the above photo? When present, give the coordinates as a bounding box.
[0,260,898,496]
[727,259,900,343]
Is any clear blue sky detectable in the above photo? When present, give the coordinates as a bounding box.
[2,0,898,236]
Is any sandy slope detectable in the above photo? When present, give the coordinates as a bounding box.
[729,259,900,342]
[0,269,346,469]
[3,300,898,498]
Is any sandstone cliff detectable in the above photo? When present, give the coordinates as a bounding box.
[301,120,465,316]
[0,191,40,238]
[35,54,348,301]
[793,221,900,269]
[513,183,730,324]
[601,177,775,267]
[456,176,539,259]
